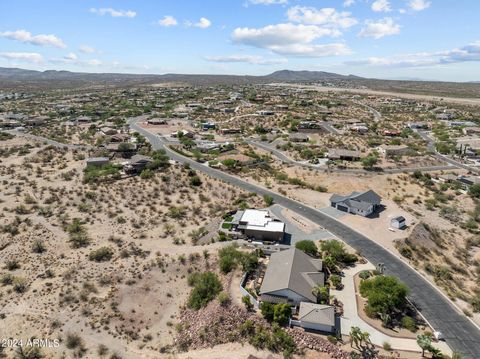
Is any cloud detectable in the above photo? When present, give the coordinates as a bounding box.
[158,15,178,27]
[358,17,400,39]
[247,0,288,4]
[343,0,355,7]
[232,23,351,57]
[408,0,431,11]
[64,52,77,61]
[50,54,103,67]
[194,17,211,28]
[79,45,96,54]
[346,41,480,68]
[89,8,136,18]
[438,41,480,63]
[0,52,43,63]
[286,6,357,28]
[0,29,66,48]
[204,54,287,65]
[371,0,391,12]
[186,17,212,28]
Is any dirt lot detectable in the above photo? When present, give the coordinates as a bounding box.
[0,136,263,358]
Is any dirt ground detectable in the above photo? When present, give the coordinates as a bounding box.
[0,136,263,358]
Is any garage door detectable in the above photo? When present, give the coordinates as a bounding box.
[337,205,349,213]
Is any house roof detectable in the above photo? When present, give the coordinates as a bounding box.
[298,302,335,327]
[260,248,323,303]
[330,190,381,208]
[238,209,285,233]
[130,154,153,164]
[328,148,361,159]
[392,216,406,222]
[86,157,109,163]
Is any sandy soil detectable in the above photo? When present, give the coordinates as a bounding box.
[0,136,264,358]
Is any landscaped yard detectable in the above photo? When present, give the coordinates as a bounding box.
[354,272,432,339]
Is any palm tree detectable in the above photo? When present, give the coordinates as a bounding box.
[350,326,362,349]
[312,285,329,304]
[323,255,337,274]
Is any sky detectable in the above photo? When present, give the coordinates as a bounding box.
[0,0,479,81]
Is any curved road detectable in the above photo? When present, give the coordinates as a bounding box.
[129,117,480,358]
[248,139,454,174]
[418,130,479,173]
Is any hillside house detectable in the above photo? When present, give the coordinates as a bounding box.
[330,190,381,217]
[377,144,411,157]
[231,209,285,242]
[259,248,324,305]
[327,149,361,161]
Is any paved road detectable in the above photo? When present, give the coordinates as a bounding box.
[418,130,480,173]
[320,122,340,135]
[129,117,480,358]
[248,139,454,174]
[353,101,382,122]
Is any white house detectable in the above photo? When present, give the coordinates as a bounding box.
[330,190,382,217]
[231,209,285,242]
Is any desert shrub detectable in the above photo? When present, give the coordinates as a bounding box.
[295,240,318,257]
[260,301,275,322]
[217,291,230,306]
[13,277,28,293]
[263,194,274,206]
[5,260,20,270]
[187,272,222,310]
[140,169,154,179]
[327,335,337,344]
[401,316,417,332]
[218,245,258,274]
[1,273,14,285]
[89,247,114,262]
[359,270,371,280]
[190,175,202,186]
[65,333,83,349]
[32,239,46,253]
[83,163,121,184]
[330,274,342,289]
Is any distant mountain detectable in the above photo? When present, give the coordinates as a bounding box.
[0,67,361,89]
[1,67,480,99]
[264,69,362,82]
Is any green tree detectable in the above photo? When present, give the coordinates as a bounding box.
[416,334,432,357]
[320,239,357,265]
[295,240,318,257]
[361,154,378,168]
[360,275,409,320]
[273,303,292,326]
[222,159,237,169]
[469,183,480,199]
